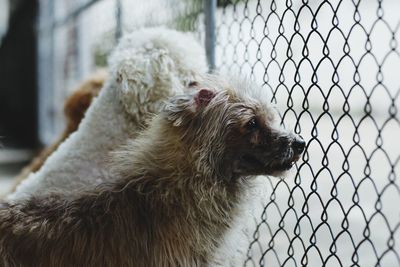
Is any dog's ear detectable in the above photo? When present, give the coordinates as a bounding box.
[164,88,216,127]
[194,89,216,109]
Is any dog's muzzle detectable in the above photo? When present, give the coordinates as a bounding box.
[267,134,305,172]
[292,135,305,155]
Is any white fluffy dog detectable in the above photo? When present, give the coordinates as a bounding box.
[8,27,207,200]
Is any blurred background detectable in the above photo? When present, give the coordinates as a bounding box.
[0,0,399,266]
[0,0,204,193]
[0,0,37,193]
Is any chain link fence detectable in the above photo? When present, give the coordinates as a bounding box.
[216,0,400,266]
[37,0,399,266]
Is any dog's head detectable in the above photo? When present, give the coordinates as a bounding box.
[109,27,207,125]
[164,75,305,179]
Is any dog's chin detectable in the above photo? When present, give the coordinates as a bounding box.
[267,169,290,178]
[234,154,301,177]
[267,154,302,177]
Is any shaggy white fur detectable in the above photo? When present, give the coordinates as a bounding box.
[8,27,207,201]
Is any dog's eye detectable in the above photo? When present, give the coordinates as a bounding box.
[246,118,258,131]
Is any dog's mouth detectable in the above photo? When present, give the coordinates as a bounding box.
[239,152,301,175]
[269,153,301,172]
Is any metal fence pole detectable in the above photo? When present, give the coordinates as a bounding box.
[52,0,101,29]
[204,0,216,72]
[115,0,122,41]
[37,0,55,145]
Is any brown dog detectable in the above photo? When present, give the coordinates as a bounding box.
[11,70,107,192]
[0,76,305,266]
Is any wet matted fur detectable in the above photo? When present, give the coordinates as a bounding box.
[0,76,305,266]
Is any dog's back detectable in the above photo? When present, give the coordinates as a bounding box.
[8,28,207,201]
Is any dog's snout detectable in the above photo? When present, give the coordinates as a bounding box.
[292,136,305,154]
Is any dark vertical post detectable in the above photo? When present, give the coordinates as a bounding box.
[204,0,216,72]
[115,0,123,41]
[0,0,39,148]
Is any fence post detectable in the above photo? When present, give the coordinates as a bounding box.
[204,0,216,72]
[115,0,122,41]
[37,0,55,145]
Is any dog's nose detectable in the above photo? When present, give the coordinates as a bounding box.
[292,136,305,154]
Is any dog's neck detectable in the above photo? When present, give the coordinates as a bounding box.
[110,115,244,197]
[96,172,244,266]
[105,117,249,263]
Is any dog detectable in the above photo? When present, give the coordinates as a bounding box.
[11,70,107,192]
[7,27,207,201]
[0,75,305,266]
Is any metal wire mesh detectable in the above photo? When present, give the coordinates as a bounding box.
[216,0,400,266]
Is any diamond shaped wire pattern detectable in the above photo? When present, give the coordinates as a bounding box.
[216,0,400,266]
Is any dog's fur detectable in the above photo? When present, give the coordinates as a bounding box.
[7,27,207,201]
[0,76,304,266]
[11,70,107,192]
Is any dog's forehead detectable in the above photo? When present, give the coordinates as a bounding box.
[193,74,275,121]
[227,79,276,121]
[246,97,276,124]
